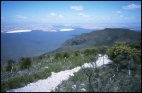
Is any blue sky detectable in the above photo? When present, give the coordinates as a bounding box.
[1,1,141,25]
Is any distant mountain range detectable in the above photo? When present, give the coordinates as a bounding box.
[1,28,141,63]
[53,28,141,53]
[1,28,92,63]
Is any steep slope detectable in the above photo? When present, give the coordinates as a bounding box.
[54,28,141,52]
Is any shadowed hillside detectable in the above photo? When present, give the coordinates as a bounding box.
[51,28,141,53]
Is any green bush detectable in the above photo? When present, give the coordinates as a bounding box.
[74,50,80,56]
[1,68,52,92]
[6,60,15,72]
[54,52,70,60]
[55,53,62,60]
[54,63,141,92]
[84,48,98,56]
[20,57,32,70]
[63,52,69,58]
[98,46,108,55]
[107,42,141,68]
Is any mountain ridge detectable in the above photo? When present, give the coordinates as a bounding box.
[50,28,141,53]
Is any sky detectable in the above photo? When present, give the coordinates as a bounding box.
[1,1,141,25]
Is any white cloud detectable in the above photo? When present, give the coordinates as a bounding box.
[123,4,141,9]
[115,11,124,18]
[16,15,27,19]
[70,5,83,11]
[6,30,32,33]
[48,13,64,18]
[48,13,57,16]
[60,29,74,31]
[78,13,91,18]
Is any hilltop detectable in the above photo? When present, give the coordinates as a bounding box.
[52,28,141,53]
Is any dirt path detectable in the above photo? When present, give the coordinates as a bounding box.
[7,54,111,92]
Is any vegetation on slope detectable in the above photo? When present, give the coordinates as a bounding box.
[1,47,100,92]
[54,28,141,52]
[54,42,141,92]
